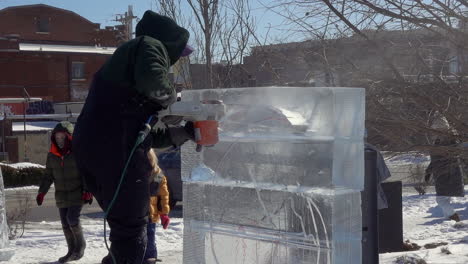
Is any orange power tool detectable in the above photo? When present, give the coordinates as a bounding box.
[158,100,225,151]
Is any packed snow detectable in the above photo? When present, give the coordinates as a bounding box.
[380,187,468,264]
[2,147,467,263]
[10,216,183,263]
[3,187,466,263]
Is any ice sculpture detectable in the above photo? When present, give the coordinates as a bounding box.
[182,87,365,264]
[0,168,14,261]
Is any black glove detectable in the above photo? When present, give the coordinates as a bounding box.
[161,115,184,125]
[169,121,195,146]
[184,121,195,138]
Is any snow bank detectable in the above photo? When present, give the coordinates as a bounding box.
[12,121,57,132]
[385,152,430,165]
[5,185,39,192]
[0,162,45,169]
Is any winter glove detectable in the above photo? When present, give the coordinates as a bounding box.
[161,115,184,125]
[168,121,195,146]
[36,193,45,206]
[160,214,170,229]
[150,89,176,109]
[82,191,93,205]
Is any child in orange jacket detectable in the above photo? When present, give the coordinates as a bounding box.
[145,149,170,264]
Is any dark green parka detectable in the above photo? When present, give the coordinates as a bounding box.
[99,10,190,110]
[39,122,85,208]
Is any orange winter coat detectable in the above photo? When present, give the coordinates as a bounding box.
[149,167,170,223]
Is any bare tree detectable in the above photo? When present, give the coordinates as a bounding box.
[155,0,185,24]
[214,0,256,88]
[154,0,258,89]
[266,1,468,154]
[186,0,222,89]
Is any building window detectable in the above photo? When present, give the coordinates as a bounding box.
[36,17,50,33]
[71,62,85,80]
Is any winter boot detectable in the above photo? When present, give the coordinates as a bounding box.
[58,226,75,263]
[69,224,86,261]
[145,258,156,264]
[101,254,111,264]
[102,252,138,264]
[102,235,147,264]
[101,254,114,264]
[449,213,461,222]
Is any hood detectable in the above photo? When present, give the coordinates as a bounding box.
[136,11,190,65]
[52,121,74,135]
[50,121,74,156]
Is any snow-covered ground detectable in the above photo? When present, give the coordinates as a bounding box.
[10,216,183,264]
[380,188,468,264]
[4,152,467,264]
[7,188,467,264]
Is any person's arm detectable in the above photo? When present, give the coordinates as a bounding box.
[81,174,93,205]
[151,126,175,149]
[157,176,170,215]
[37,156,54,206]
[151,122,195,149]
[134,37,176,108]
[39,156,54,194]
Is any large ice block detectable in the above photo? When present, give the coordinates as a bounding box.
[181,87,365,264]
[183,182,362,264]
[182,87,365,190]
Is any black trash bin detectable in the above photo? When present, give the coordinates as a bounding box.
[362,150,404,264]
[378,181,403,253]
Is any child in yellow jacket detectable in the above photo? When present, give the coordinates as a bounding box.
[145,149,170,264]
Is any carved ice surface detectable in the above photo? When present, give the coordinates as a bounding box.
[0,168,14,261]
[191,164,216,182]
[181,87,365,264]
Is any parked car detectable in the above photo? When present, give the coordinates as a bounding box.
[157,149,181,209]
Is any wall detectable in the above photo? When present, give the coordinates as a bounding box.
[0,51,109,103]
[0,4,119,46]
[14,132,51,165]
[0,4,115,104]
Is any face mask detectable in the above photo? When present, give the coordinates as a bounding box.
[55,132,66,149]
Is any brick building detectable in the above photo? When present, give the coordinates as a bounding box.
[243,29,458,87]
[0,4,125,163]
[0,4,122,105]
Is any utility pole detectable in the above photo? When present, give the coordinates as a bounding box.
[113,5,137,41]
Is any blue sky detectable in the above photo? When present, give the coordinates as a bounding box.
[0,0,287,43]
